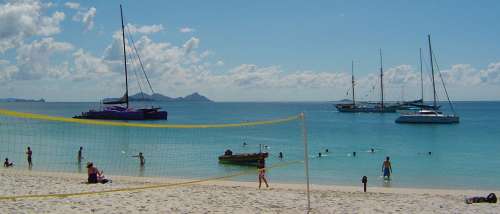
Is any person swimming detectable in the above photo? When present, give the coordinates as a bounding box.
[353,152,356,157]
[370,148,375,153]
[325,149,329,153]
[318,152,322,158]
[278,152,283,159]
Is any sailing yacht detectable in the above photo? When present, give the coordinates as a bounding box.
[74,5,167,120]
[396,35,459,124]
[396,48,438,114]
[336,51,405,113]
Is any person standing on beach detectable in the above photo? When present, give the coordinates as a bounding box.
[77,146,83,163]
[258,160,269,189]
[382,156,392,180]
[26,147,32,168]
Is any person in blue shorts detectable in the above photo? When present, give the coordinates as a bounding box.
[382,156,392,180]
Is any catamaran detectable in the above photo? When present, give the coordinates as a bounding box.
[74,5,167,120]
[396,35,459,124]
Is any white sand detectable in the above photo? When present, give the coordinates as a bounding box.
[0,169,498,213]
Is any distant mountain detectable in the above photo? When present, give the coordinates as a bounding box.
[0,98,45,102]
[105,92,213,102]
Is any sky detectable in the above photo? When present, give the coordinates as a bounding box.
[0,0,499,101]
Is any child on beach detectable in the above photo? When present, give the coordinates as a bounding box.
[258,160,269,189]
[4,158,13,167]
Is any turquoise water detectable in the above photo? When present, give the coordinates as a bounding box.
[0,101,499,190]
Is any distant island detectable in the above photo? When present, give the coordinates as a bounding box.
[0,98,45,102]
[104,92,213,103]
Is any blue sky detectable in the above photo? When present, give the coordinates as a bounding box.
[0,0,499,101]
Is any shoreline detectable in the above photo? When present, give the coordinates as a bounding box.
[2,168,499,195]
[1,168,498,213]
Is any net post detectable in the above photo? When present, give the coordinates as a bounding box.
[300,112,311,212]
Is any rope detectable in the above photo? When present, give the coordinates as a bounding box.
[0,160,302,200]
[0,109,301,129]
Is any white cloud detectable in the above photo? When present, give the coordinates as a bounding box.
[14,37,73,80]
[73,7,96,31]
[183,37,199,54]
[126,23,164,34]
[0,0,65,52]
[179,27,195,33]
[64,2,80,10]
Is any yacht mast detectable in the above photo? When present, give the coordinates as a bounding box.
[351,60,355,105]
[419,48,424,101]
[120,5,129,108]
[428,35,437,108]
[379,49,384,110]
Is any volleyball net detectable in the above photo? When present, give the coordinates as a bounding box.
[0,108,309,193]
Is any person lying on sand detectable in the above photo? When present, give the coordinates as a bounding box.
[465,193,497,204]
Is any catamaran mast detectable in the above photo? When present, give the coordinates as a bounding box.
[419,48,424,101]
[351,60,355,105]
[379,49,384,110]
[120,5,129,109]
[428,35,437,108]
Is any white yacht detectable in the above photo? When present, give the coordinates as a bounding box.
[395,35,459,124]
[396,109,459,124]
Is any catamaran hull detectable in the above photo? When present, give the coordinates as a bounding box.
[73,109,168,120]
[395,115,459,124]
[336,104,399,113]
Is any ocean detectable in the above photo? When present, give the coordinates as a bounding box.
[0,101,499,190]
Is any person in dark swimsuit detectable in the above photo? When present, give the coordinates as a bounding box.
[132,152,145,166]
[87,162,100,184]
[77,146,83,163]
[26,147,32,168]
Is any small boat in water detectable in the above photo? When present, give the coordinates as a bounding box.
[73,5,167,121]
[396,35,459,124]
[218,149,268,166]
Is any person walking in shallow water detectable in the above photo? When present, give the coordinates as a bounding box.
[77,146,83,163]
[132,152,145,166]
[26,147,32,168]
[382,156,392,180]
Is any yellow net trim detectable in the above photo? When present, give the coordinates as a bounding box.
[0,109,301,129]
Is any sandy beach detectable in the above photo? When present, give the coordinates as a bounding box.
[0,169,498,213]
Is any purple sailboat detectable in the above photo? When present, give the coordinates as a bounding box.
[74,5,167,121]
